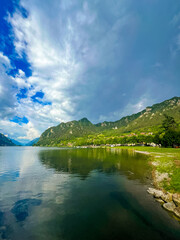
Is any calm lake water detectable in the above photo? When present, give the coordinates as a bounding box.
[0,147,179,240]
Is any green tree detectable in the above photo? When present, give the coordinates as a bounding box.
[162,114,178,131]
[161,130,180,147]
[153,134,161,144]
[161,115,180,147]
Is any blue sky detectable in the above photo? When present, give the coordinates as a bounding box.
[0,0,180,143]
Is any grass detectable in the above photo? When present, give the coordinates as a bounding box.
[113,146,180,193]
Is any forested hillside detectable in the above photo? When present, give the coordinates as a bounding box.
[36,97,180,147]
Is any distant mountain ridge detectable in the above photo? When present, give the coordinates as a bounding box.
[0,133,16,146]
[0,135,40,146]
[36,97,180,146]
[25,138,40,146]
[40,118,97,143]
[95,96,180,131]
[10,139,22,146]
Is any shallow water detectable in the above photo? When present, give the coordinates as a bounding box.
[0,147,179,240]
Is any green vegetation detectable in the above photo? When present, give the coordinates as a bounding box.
[153,114,180,147]
[114,146,180,193]
[35,97,180,147]
[49,133,156,147]
[160,114,180,147]
[34,96,180,195]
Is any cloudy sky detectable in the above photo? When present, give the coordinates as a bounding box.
[0,0,180,143]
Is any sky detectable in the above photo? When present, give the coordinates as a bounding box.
[0,0,180,144]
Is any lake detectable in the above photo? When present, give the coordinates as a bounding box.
[0,147,179,240]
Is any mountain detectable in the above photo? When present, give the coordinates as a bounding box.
[25,138,40,146]
[0,133,16,146]
[37,118,97,146]
[95,96,180,132]
[10,139,22,146]
[36,97,180,146]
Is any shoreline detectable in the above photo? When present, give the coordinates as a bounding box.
[10,145,180,220]
[120,146,180,220]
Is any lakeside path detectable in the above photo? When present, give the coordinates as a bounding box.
[112,146,180,220]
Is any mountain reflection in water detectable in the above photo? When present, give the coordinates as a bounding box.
[39,148,151,181]
[0,147,179,240]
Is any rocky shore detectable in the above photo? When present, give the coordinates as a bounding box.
[130,147,180,221]
[147,188,180,219]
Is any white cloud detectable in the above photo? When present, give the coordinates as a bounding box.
[0,52,11,68]
[0,52,17,118]
[1,0,176,142]
[17,121,39,140]
[0,52,40,142]
[2,0,101,140]
[0,119,39,142]
[13,69,30,89]
[98,96,154,122]
[7,1,85,112]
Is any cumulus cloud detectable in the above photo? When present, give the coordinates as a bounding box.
[17,121,39,140]
[13,69,30,89]
[0,53,40,141]
[7,0,86,125]
[0,119,39,142]
[0,0,180,141]
[5,0,135,135]
[98,96,154,122]
[0,52,17,118]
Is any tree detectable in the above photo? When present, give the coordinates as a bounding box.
[161,115,180,147]
[153,134,161,144]
[161,130,180,147]
[162,114,178,131]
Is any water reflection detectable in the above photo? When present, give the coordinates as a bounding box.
[110,191,168,239]
[39,148,151,182]
[0,147,179,240]
[11,199,42,221]
[0,211,3,226]
[0,210,11,240]
[0,171,19,183]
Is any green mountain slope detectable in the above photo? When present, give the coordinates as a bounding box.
[96,97,180,131]
[0,133,16,146]
[37,118,98,146]
[36,97,180,146]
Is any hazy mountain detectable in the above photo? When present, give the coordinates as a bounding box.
[10,139,22,146]
[0,133,16,146]
[25,138,40,146]
[36,97,180,146]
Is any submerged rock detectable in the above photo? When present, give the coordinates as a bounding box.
[163,202,176,212]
